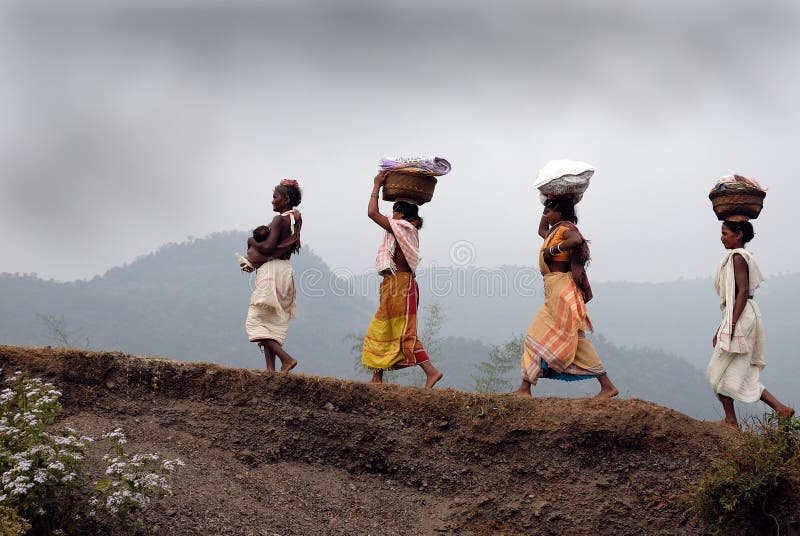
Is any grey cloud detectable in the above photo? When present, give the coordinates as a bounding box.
[1,0,799,280]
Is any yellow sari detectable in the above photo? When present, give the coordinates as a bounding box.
[361,272,430,371]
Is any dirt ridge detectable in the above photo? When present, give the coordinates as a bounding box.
[0,345,768,535]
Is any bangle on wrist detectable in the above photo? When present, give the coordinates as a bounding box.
[556,243,563,253]
[370,193,379,198]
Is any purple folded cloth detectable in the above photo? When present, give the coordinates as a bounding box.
[379,156,452,176]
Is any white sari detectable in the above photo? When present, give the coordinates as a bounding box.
[245,259,296,345]
[706,248,766,402]
[244,211,299,345]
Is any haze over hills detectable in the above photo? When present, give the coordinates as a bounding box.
[1,231,796,419]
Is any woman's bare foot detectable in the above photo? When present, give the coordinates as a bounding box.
[425,370,443,390]
[511,380,533,398]
[370,370,383,384]
[595,375,618,398]
[262,340,296,373]
[594,387,619,399]
[710,419,740,430]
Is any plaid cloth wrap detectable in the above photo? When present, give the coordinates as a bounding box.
[375,217,420,275]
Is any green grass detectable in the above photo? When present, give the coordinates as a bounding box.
[692,413,800,534]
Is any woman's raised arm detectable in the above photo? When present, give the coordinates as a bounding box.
[368,171,392,232]
[538,211,550,238]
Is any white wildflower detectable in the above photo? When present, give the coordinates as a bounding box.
[47,461,65,472]
[102,428,127,444]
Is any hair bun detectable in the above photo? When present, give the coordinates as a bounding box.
[280,179,299,188]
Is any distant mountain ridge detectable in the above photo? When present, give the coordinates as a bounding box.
[0,232,375,378]
[1,232,796,418]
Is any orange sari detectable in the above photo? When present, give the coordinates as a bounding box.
[520,230,605,384]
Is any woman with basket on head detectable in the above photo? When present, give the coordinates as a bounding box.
[706,175,794,429]
[240,179,303,372]
[361,171,443,389]
[513,161,618,398]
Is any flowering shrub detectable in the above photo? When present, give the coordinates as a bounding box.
[0,371,90,530]
[89,428,184,528]
[0,370,184,534]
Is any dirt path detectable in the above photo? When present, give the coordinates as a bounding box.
[0,345,764,535]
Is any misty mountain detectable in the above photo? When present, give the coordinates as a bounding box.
[0,232,375,378]
[1,232,792,419]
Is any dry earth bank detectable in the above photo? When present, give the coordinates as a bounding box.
[2,345,795,535]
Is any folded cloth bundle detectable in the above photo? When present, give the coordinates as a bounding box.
[535,159,596,205]
[710,174,766,193]
[379,156,452,176]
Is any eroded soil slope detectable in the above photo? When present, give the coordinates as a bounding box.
[0,345,787,535]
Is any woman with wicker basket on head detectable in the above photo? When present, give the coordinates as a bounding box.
[361,171,443,389]
[707,217,794,429]
[512,196,618,399]
[239,179,303,373]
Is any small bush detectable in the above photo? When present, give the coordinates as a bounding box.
[0,371,90,531]
[0,370,183,534]
[89,428,184,529]
[692,413,800,533]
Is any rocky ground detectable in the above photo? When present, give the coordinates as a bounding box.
[1,345,798,535]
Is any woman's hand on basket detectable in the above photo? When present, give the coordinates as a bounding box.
[373,170,387,188]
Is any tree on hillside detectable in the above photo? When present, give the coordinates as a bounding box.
[471,335,522,393]
[418,302,445,357]
[36,313,90,349]
[406,302,446,386]
[348,302,446,387]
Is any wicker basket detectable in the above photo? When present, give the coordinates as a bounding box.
[709,188,766,220]
[382,171,438,205]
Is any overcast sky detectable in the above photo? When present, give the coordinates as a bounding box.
[2,0,799,283]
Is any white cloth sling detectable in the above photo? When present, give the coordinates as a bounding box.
[282,210,297,235]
